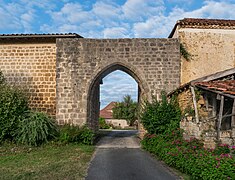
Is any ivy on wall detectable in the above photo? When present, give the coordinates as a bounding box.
[180,43,191,61]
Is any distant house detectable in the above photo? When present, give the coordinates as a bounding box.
[100,102,128,128]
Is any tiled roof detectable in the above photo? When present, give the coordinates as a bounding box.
[195,80,235,95]
[178,18,235,27]
[169,18,235,37]
[168,68,235,97]
[0,33,83,38]
[100,102,116,119]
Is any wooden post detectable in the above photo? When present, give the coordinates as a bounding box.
[205,94,209,111]
[217,95,224,140]
[212,96,217,117]
[232,99,235,128]
[190,86,199,124]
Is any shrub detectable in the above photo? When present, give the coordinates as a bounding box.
[214,144,230,155]
[142,131,235,179]
[99,117,110,129]
[0,70,5,84]
[16,111,58,146]
[58,124,94,145]
[0,84,29,142]
[140,92,181,134]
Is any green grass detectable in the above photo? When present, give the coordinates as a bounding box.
[0,142,95,180]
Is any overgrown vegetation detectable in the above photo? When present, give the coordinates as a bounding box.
[99,117,111,129]
[180,43,191,61]
[16,111,58,146]
[58,124,94,145]
[0,70,94,146]
[0,70,5,84]
[0,84,29,142]
[0,70,95,179]
[141,92,235,179]
[112,95,137,126]
[141,92,181,135]
[142,131,235,179]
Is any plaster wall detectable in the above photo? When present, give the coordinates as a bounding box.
[177,28,235,84]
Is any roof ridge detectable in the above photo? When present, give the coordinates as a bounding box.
[0,33,83,38]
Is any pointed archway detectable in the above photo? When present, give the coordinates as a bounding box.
[86,62,150,131]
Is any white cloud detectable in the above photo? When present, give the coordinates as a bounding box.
[184,1,235,19]
[122,0,164,21]
[92,1,121,20]
[20,10,35,32]
[39,0,168,37]
[132,1,235,38]
[0,7,21,31]
[0,0,57,33]
[103,27,129,38]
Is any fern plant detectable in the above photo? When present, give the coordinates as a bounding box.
[16,111,58,146]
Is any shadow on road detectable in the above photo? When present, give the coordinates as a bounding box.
[95,130,140,149]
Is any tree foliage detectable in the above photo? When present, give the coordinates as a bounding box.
[112,95,137,126]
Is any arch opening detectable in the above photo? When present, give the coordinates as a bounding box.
[87,63,148,131]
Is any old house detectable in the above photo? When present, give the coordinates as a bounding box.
[99,102,128,129]
[169,18,235,84]
[169,68,235,148]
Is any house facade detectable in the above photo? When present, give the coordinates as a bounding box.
[100,102,129,129]
[169,18,235,84]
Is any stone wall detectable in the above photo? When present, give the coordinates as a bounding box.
[0,42,56,116]
[56,38,180,130]
[177,29,235,84]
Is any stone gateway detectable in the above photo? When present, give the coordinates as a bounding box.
[56,38,180,130]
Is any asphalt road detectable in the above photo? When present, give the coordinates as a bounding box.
[86,130,179,180]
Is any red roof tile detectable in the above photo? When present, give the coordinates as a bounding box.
[178,18,235,27]
[169,18,235,37]
[195,80,235,96]
[99,102,116,119]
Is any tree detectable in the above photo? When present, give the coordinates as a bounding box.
[112,95,137,126]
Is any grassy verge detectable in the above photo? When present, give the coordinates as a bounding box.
[0,143,95,180]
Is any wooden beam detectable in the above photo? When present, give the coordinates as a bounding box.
[190,86,199,123]
[217,95,224,140]
[232,99,235,128]
[196,85,235,99]
[222,113,235,119]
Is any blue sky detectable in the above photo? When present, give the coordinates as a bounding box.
[1,0,235,108]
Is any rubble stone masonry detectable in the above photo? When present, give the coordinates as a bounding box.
[56,38,180,130]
